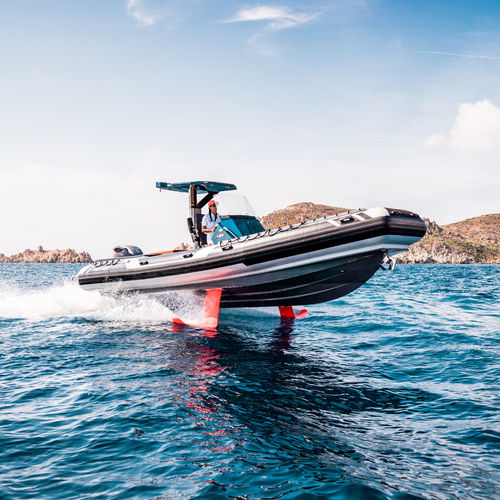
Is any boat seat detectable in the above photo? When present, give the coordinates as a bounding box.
[187,215,207,246]
[146,250,175,256]
[196,214,208,246]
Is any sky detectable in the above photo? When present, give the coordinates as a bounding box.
[0,0,499,258]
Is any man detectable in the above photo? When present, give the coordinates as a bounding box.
[201,199,221,238]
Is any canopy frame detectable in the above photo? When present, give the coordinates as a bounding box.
[156,181,237,248]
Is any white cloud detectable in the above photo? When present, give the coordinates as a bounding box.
[244,33,277,56]
[450,99,500,151]
[424,134,445,148]
[414,50,500,61]
[224,5,321,31]
[426,99,500,151]
[126,0,163,27]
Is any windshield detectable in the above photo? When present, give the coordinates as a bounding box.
[213,192,256,217]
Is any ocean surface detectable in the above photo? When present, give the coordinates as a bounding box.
[0,264,498,499]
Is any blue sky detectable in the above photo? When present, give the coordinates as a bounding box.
[1,0,499,256]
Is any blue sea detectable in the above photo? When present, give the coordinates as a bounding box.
[0,264,498,499]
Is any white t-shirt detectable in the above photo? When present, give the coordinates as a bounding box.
[202,212,221,231]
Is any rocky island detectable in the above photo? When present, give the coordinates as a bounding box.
[0,246,92,264]
[260,203,499,264]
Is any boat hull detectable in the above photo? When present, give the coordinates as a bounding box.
[76,208,426,307]
[220,250,383,307]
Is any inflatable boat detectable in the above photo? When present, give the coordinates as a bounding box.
[76,181,426,327]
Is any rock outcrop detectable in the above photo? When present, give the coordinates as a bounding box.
[260,204,500,264]
[0,245,93,263]
[397,215,499,264]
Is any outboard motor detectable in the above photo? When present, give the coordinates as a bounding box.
[113,245,143,257]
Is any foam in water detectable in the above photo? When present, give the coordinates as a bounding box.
[0,281,205,323]
[0,277,311,326]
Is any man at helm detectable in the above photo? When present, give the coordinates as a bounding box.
[201,199,221,236]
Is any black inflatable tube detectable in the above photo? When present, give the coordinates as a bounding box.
[78,216,425,286]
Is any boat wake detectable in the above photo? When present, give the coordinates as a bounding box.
[0,281,204,324]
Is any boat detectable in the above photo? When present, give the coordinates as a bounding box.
[76,181,426,327]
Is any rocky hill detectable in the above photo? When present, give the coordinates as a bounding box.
[260,204,499,264]
[260,202,350,228]
[0,246,92,264]
[398,215,499,264]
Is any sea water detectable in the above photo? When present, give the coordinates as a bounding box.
[0,264,498,499]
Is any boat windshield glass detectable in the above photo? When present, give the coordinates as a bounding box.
[214,192,256,217]
[231,217,264,236]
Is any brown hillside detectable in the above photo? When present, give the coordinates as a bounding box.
[443,214,500,246]
[260,202,350,229]
[397,214,499,264]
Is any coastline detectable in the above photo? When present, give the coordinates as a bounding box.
[0,246,92,264]
[3,210,498,265]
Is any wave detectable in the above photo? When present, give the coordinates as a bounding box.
[0,281,204,323]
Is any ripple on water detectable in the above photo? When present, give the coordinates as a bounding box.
[0,264,498,499]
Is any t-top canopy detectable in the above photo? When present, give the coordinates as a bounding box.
[156,181,237,194]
